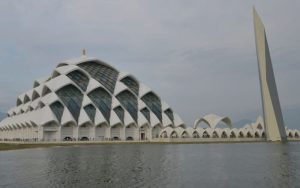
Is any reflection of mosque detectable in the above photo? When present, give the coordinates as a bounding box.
[263,144,297,187]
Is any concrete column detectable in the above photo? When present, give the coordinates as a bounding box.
[134,127,139,140]
[17,128,20,140]
[120,126,125,140]
[90,126,96,140]
[73,126,79,140]
[106,126,111,140]
[149,127,153,140]
[26,126,29,140]
[57,126,62,141]
[30,127,33,140]
[38,126,44,141]
[148,127,152,140]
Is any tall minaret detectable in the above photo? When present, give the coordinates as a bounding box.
[253,7,287,141]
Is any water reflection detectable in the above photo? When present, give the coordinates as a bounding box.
[0,143,299,188]
[42,145,172,187]
[267,143,298,188]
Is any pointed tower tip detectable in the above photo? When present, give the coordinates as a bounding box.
[253,6,258,19]
[253,6,264,30]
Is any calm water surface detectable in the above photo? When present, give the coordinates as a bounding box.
[0,143,299,188]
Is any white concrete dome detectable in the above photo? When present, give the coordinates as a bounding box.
[0,56,185,141]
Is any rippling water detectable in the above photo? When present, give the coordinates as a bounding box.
[0,143,299,188]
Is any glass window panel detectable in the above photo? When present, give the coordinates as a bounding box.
[42,86,51,96]
[164,108,174,122]
[120,76,139,96]
[114,106,124,124]
[116,90,138,122]
[67,70,89,91]
[140,108,150,123]
[78,61,119,93]
[24,95,30,104]
[32,91,40,101]
[141,92,162,121]
[87,87,112,123]
[17,99,22,106]
[56,84,83,122]
[84,104,96,123]
[33,81,40,88]
[50,101,64,122]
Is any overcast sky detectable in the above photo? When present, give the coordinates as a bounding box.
[0,1,299,128]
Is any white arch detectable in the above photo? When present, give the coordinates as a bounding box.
[286,129,293,138]
[194,114,232,129]
[174,127,187,138]
[186,127,197,138]
[238,129,247,138]
[111,123,123,140]
[152,123,162,139]
[95,122,109,141]
[78,122,93,141]
[159,127,174,138]
[125,123,138,140]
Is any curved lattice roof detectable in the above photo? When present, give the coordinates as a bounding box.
[0,56,185,129]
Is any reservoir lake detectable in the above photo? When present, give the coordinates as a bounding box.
[0,142,299,188]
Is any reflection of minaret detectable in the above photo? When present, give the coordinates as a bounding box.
[253,7,287,141]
